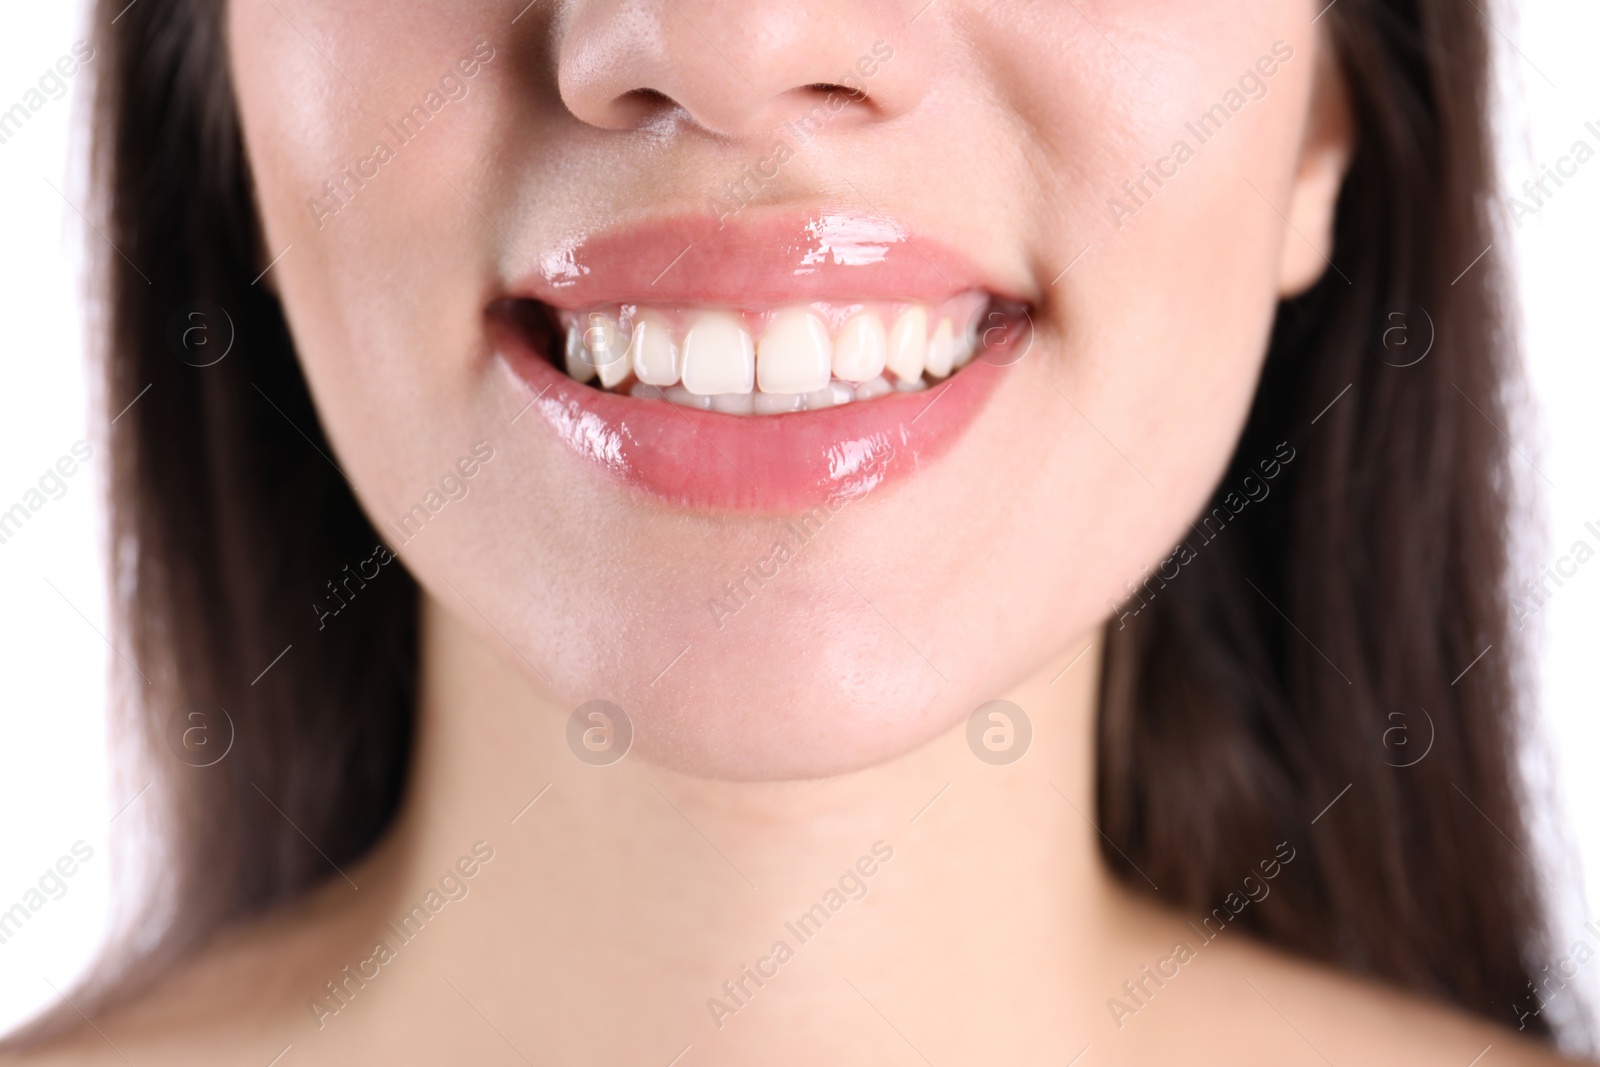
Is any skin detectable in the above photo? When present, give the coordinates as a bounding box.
[9,0,1583,1063]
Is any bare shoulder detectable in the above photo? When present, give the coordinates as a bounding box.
[1180,924,1587,1066]
[0,842,413,1067]
[1,900,339,1066]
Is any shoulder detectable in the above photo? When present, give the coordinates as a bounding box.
[1178,926,1582,1066]
[0,842,411,1067]
[0,913,327,1066]
[1098,887,1584,1066]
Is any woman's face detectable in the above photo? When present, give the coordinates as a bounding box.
[229,0,1346,778]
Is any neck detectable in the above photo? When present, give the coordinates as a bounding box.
[381,594,1140,1061]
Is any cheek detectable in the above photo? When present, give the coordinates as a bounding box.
[972,11,1315,523]
[230,1,510,520]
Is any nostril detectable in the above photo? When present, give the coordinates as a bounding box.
[624,88,674,107]
[805,82,864,99]
[607,87,678,127]
[556,3,928,137]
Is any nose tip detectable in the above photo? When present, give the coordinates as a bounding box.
[556,1,928,138]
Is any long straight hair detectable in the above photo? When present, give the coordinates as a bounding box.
[4,0,1564,1048]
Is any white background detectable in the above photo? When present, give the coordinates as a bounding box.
[1,0,1596,1047]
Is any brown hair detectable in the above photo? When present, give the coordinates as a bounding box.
[4,0,1565,1048]
[1100,0,1554,1034]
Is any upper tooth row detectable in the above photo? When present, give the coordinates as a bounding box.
[561,305,981,395]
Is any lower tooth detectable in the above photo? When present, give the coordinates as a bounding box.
[665,385,712,410]
[855,376,892,401]
[646,379,913,413]
[710,392,755,416]
[755,392,806,415]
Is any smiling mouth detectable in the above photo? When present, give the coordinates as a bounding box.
[491,211,1029,511]
[508,290,996,415]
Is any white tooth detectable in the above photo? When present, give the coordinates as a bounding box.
[804,386,837,410]
[665,385,712,410]
[629,382,665,400]
[599,359,631,388]
[757,308,831,394]
[831,313,887,382]
[682,312,755,395]
[926,318,959,379]
[895,375,928,392]
[855,376,892,402]
[886,306,927,385]
[955,314,981,368]
[829,381,855,406]
[564,322,596,384]
[711,392,755,415]
[585,313,629,388]
[754,392,805,415]
[628,316,681,386]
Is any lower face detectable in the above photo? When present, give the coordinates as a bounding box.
[229,0,1318,779]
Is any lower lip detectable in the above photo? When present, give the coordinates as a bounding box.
[496,325,1009,513]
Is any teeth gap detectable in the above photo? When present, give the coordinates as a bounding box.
[535,295,1009,415]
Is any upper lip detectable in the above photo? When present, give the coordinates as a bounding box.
[502,209,1022,309]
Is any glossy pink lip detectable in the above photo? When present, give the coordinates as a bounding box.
[510,211,1015,308]
[494,210,1021,512]
[498,326,1008,513]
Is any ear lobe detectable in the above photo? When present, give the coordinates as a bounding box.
[1277,45,1355,297]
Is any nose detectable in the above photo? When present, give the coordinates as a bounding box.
[555,0,932,137]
